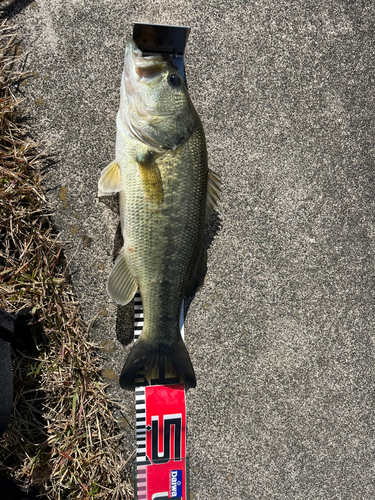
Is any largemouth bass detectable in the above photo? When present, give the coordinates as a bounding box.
[98,39,221,390]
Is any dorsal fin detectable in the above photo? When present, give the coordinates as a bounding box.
[205,168,222,222]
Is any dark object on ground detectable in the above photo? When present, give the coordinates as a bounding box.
[0,308,44,436]
[0,336,12,436]
[0,478,37,500]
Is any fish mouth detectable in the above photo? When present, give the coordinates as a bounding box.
[120,39,189,151]
[120,39,178,147]
[124,39,167,84]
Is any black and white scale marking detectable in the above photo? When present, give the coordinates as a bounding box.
[134,291,185,471]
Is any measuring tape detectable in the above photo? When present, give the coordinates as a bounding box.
[129,23,192,499]
[133,292,189,500]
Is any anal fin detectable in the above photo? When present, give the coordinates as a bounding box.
[107,248,137,305]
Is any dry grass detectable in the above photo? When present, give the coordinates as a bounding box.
[0,19,133,499]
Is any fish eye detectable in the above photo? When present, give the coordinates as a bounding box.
[168,74,181,87]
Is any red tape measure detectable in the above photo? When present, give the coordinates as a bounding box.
[133,292,189,500]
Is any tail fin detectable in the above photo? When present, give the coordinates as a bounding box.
[119,335,196,390]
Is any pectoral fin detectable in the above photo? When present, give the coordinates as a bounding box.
[98,161,122,196]
[205,168,222,222]
[107,248,138,305]
[137,152,163,204]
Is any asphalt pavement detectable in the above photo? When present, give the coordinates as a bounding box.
[7,0,375,498]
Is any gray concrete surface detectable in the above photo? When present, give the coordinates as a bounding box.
[7,0,375,498]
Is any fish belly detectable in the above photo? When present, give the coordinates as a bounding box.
[120,130,207,344]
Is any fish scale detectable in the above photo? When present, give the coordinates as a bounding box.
[121,126,207,339]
